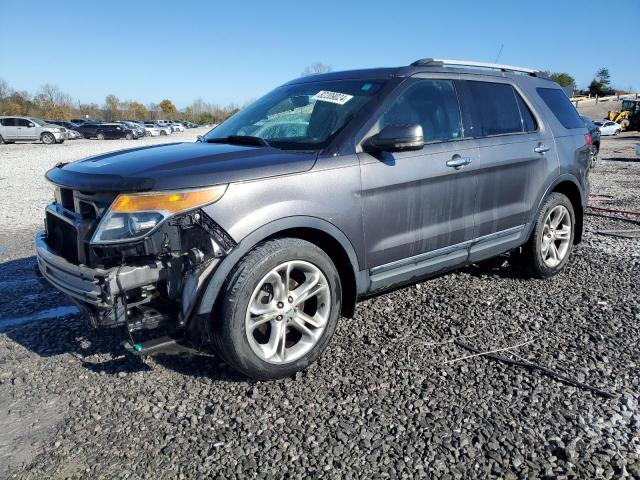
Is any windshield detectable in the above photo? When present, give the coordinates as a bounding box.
[30,118,47,126]
[204,80,384,150]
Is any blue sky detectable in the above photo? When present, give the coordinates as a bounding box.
[1,0,638,108]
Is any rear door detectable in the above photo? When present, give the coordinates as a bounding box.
[457,79,558,262]
[1,118,20,140]
[359,78,479,287]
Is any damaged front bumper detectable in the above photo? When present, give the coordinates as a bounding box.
[35,230,220,331]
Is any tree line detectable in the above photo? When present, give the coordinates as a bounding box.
[543,67,632,97]
[0,79,240,124]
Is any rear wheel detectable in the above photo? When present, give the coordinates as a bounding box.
[213,238,341,380]
[614,129,620,136]
[125,132,133,140]
[516,193,575,278]
[97,132,105,140]
[41,132,55,144]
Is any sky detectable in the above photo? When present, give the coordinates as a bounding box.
[1,0,638,109]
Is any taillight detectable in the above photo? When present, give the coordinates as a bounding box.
[584,133,592,147]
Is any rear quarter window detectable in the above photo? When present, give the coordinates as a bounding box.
[536,87,584,129]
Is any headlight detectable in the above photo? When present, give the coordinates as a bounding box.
[51,128,61,132]
[91,185,227,244]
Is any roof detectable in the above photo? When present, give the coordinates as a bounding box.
[288,58,551,85]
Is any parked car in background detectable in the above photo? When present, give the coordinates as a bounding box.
[581,116,601,167]
[169,121,185,132]
[119,121,145,138]
[71,118,97,125]
[594,120,622,136]
[37,59,591,380]
[95,123,137,140]
[144,122,171,135]
[47,121,83,140]
[0,116,67,144]
[74,122,103,139]
[142,124,161,136]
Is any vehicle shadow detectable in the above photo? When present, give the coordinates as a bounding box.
[459,254,528,280]
[0,256,244,381]
[604,157,640,163]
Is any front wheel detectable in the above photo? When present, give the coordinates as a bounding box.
[125,132,133,140]
[97,132,105,140]
[213,238,342,380]
[41,132,55,144]
[516,192,575,278]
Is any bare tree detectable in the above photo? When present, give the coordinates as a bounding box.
[301,62,333,77]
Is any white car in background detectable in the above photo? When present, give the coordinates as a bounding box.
[142,125,161,136]
[144,122,171,135]
[594,120,622,136]
[169,122,185,132]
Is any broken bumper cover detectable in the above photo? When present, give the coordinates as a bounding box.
[35,230,164,309]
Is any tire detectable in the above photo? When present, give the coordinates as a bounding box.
[125,133,133,140]
[590,144,599,168]
[516,192,575,279]
[0,135,4,144]
[213,238,342,380]
[160,130,167,136]
[97,132,105,140]
[614,129,620,136]
[41,132,55,144]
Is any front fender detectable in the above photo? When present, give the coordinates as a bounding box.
[195,216,362,316]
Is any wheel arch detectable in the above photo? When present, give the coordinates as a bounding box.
[196,216,363,319]
[549,177,585,244]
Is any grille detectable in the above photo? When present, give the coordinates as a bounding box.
[46,212,79,264]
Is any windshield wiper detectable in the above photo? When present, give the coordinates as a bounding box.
[206,135,270,147]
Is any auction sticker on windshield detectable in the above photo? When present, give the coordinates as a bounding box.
[312,91,353,105]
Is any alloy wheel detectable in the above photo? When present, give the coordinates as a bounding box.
[541,205,571,267]
[245,260,331,364]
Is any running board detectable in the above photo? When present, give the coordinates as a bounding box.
[122,335,197,356]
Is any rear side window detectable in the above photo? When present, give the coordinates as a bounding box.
[465,81,522,136]
[380,79,462,142]
[536,87,583,129]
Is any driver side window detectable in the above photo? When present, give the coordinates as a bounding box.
[380,80,463,142]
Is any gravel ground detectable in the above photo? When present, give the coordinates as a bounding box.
[0,132,639,479]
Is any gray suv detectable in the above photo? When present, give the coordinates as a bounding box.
[0,116,67,144]
[36,59,590,379]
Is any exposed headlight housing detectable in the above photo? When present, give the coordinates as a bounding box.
[91,185,227,244]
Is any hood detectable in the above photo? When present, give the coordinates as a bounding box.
[45,142,318,192]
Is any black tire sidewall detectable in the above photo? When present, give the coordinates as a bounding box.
[42,133,54,144]
[530,193,575,277]
[216,238,342,379]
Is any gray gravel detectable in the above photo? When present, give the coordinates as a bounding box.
[0,133,639,479]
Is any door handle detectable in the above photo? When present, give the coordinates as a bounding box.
[446,157,472,169]
[534,144,550,154]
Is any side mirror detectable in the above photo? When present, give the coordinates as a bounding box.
[28,123,35,127]
[364,124,424,152]
[196,135,205,143]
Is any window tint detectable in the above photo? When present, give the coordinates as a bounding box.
[17,118,32,127]
[380,79,462,142]
[536,87,583,129]
[515,92,538,132]
[1,118,17,126]
[466,81,522,136]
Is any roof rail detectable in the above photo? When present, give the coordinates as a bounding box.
[410,58,547,78]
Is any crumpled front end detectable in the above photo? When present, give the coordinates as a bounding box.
[35,185,235,340]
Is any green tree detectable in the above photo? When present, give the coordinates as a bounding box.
[547,72,576,89]
[595,67,611,88]
[104,94,120,121]
[159,99,177,118]
[129,101,148,120]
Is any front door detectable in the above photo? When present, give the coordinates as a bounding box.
[358,79,479,289]
[17,118,38,140]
